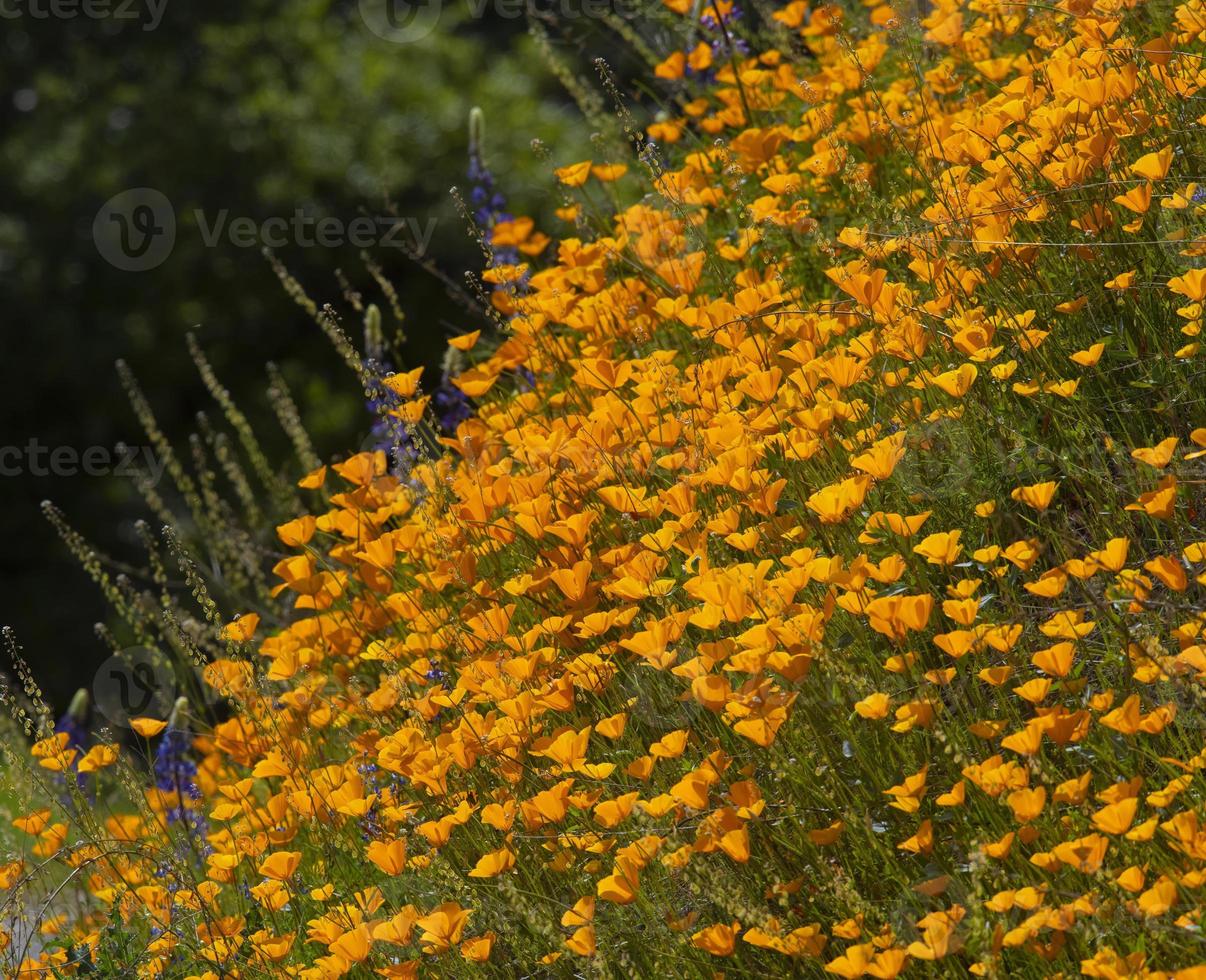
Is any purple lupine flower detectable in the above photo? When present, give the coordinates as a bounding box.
[433,381,473,433]
[468,106,526,280]
[468,155,517,266]
[362,354,422,478]
[710,34,749,62]
[468,109,518,269]
[515,366,537,392]
[683,2,749,80]
[700,0,741,30]
[54,688,90,792]
[154,697,210,854]
[360,304,421,478]
[356,762,386,841]
[154,727,200,803]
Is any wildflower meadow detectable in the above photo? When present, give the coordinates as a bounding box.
[3,0,1206,976]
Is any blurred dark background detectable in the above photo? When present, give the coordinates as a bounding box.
[0,0,635,710]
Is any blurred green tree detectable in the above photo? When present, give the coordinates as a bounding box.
[0,0,595,707]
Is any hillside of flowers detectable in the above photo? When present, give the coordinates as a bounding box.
[4,0,1206,975]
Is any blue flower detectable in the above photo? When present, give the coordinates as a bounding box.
[433,381,473,433]
[362,356,422,478]
[153,727,200,801]
[54,688,90,793]
[468,106,522,273]
[154,698,210,857]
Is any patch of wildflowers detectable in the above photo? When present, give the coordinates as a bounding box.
[12,2,1206,975]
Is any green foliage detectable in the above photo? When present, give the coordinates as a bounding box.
[0,2,592,708]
